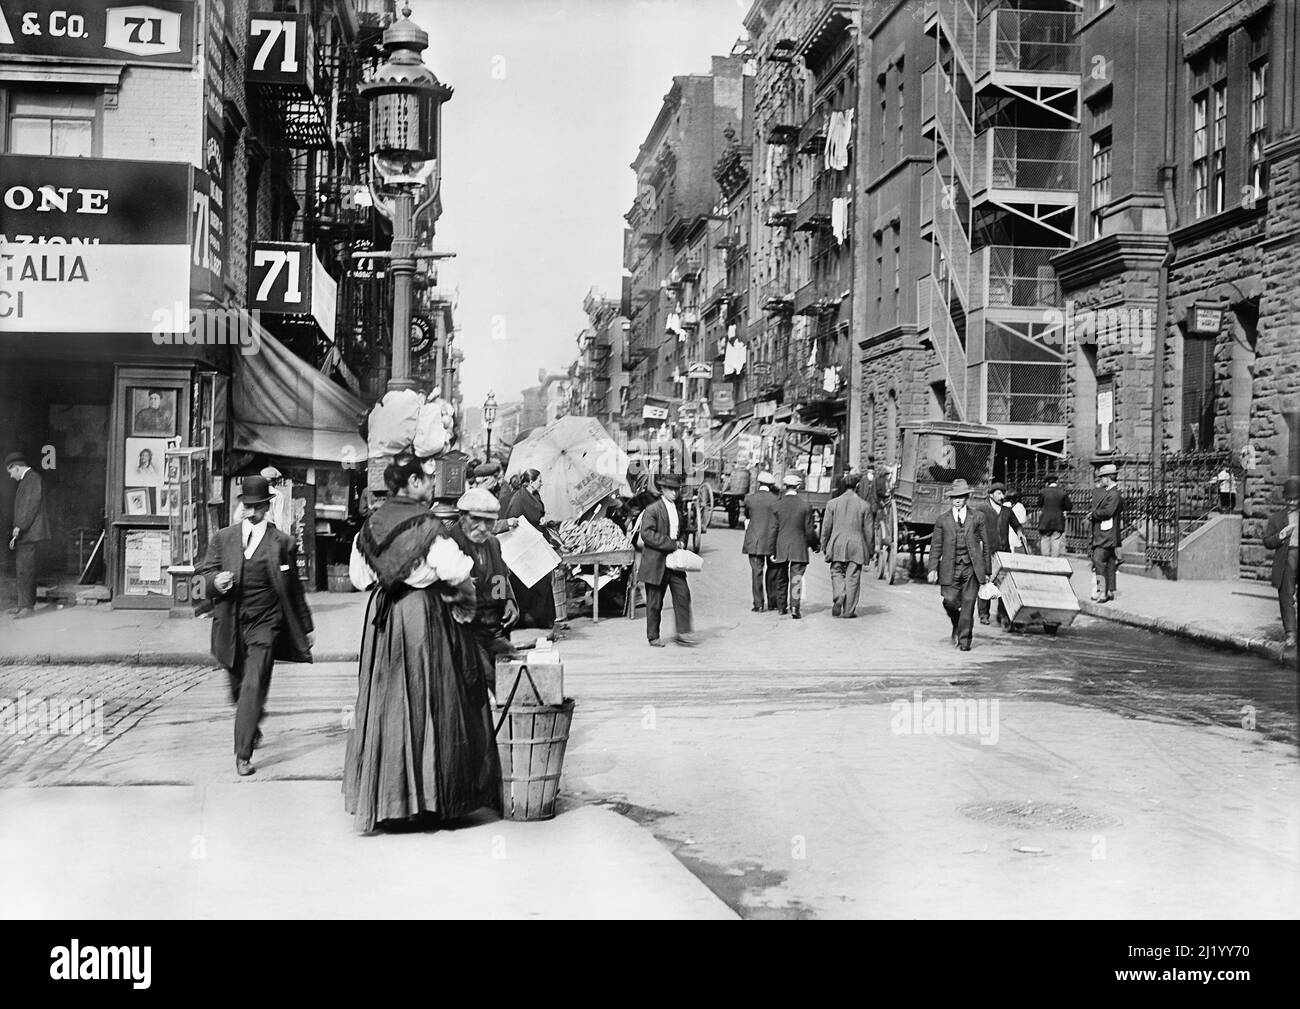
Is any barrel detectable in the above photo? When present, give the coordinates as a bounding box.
[326,563,354,592]
[492,698,576,821]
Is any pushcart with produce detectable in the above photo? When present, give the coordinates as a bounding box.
[766,422,841,530]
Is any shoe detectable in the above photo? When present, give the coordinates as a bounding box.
[752,605,763,612]
[648,638,666,648]
[778,608,788,615]
[831,603,842,617]
[11,607,34,619]
[951,628,959,645]
[958,643,971,651]
[844,612,858,619]
[978,615,991,625]
[235,757,255,776]
[676,634,698,647]
[1284,634,1296,649]
[253,729,263,750]
[791,608,801,620]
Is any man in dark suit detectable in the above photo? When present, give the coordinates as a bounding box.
[927,479,991,651]
[5,451,51,618]
[1261,475,1300,650]
[977,482,1010,625]
[856,456,888,558]
[772,473,818,619]
[636,472,695,647]
[1089,463,1123,603]
[1038,477,1071,557]
[196,476,314,776]
[741,470,780,611]
[821,473,872,617]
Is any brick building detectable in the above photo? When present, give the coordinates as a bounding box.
[0,0,396,604]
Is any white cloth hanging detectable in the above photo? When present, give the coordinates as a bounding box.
[831,196,849,244]
[823,366,838,393]
[824,109,854,172]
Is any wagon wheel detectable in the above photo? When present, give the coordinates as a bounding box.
[697,483,714,532]
[876,499,898,583]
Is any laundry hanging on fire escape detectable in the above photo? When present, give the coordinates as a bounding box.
[831,196,850,244]
[723,338,748,376]
[665,311,685,341]
[823,366,841,394]
[824,109,854,172]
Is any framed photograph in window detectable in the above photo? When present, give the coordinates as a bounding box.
[128,387,179,437]
[124,487,153,516]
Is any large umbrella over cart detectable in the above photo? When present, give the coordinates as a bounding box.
[504,416,633,522]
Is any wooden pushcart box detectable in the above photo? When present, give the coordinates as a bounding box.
[991,553,1080,633]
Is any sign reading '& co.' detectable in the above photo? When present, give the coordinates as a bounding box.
[0,1,197,65]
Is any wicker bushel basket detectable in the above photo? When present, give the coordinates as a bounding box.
[492,665,574,821]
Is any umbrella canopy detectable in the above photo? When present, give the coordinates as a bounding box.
[504,415,632,521]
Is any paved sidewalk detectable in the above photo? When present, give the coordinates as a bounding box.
[1066,557,1293,667]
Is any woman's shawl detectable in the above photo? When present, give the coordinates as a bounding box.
[355,496,452,591]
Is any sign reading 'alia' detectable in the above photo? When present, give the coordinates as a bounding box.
[0,1,196,66]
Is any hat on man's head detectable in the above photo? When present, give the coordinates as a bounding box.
[946,478,973,498]
[841,473,861,489]
[782,473,802,488]
[239,475,273,505]
[1097,463,1119,478]
[989,481,1006,494]
[656,472,684,489]
[473,461,502,478]
[1283,475,1300,499]
[757,470,776,486]
[457,486,501,518]
[260,466,282,481]
[4,451,27,469]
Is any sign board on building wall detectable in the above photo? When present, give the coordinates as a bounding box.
[687,361,712,379]
[248,241,336,341]
[1096,380,1115,454]
[0,1,197,65]
[642,404,669,421]
[712,384,734,413]
[244,12,314,93]
[191,117,226,296]
[1190,305,1223,335]
[0,154,191,333]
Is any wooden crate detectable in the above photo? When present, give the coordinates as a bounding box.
[993,552,1080,629]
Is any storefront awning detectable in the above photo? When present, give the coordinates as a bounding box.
[232,323,367,464]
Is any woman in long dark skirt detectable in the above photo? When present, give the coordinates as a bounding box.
[502,468,557,629]
[343,458,502,833]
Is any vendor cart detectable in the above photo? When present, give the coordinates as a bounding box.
[766,422,841,528]
[991,552,1079,635]
[877,420,1000,584]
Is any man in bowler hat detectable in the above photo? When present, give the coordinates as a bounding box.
[196,476,314,776]
[636,471,695,647]
[1089,463,1123,603]
[1262,475,1300,650]
[927,479,992,650]
[5,451,50,618]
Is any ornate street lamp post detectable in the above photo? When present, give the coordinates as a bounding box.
[360,3,453,393]
[483,391,498,459]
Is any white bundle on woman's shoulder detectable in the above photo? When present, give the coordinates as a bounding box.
[368,389,423,458]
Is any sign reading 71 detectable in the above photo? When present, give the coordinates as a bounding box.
[0,1,196,65]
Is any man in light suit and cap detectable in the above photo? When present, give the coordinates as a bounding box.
[821,472,873,617]
[927,479,992,651]
[741,470,780,611]
[772,472,818,619]
[196,476,314,776]
[1261,475,1299,650]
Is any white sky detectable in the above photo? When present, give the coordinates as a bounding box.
[412,0,750,405]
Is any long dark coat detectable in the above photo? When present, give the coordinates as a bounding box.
[772,492,817,564]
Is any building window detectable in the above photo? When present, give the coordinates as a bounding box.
[892,227,902,324]
[4,87,96,156]
[1090,130,1112,239]
[1249,59,1269,200]
[1182,333,1216,451]
[897,76,905,158]
[1190,47,1227,218]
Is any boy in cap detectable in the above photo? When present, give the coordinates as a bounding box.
[196,476,314,776]
[741,471,780,611]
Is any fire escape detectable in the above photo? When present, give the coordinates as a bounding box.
[920,0,1079,456]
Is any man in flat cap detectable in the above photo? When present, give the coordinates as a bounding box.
[5,451,50,618]
[636,471,695,646]
[771,473,818,619]
[450,486,520,690]
[1262,475,1300,650]
[471,460,503,500]
[741,471,780,612]
[1089,463,1123,603]
[196,475,314,776]
[927,479,992,651]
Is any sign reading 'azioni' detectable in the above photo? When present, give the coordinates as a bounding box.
[0,1,197,66]
[0,154,191,333]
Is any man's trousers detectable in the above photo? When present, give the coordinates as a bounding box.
[941,562,979,648]
[228,627,276,760]
[829,560,862,615]
[14,542,38,609]
[645,570,692,641]
[747,554,780,610]
[1092,545,1118,596]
